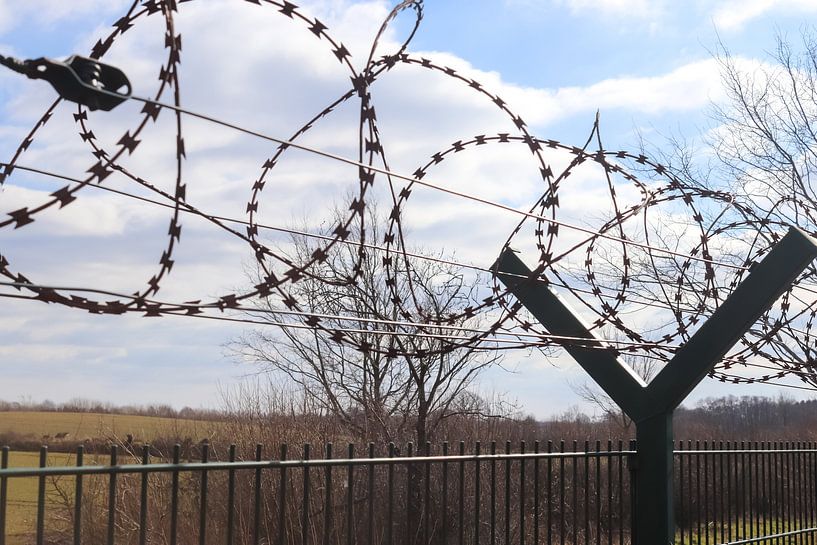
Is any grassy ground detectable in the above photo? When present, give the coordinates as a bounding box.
[3,451,98,545]
[676,518,810,544]
[0,411,213,443]
[1,412,221,545]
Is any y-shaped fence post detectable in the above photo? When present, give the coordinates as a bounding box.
[494,227,817,545]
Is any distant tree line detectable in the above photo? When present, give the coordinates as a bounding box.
[2,393,816,454]
[0,397,221,421]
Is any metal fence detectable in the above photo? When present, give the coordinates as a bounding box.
[0,440,815,545]
[674,441,817,545]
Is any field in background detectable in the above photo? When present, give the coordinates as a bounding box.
[1,412,225,545]
[4,451,86,545]
[0,411,216,444]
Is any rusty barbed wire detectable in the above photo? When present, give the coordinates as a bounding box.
[1,0,817,389]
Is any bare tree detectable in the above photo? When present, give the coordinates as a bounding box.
[230,205,506,446]
[709,30,817,221]
[642,30,817,387]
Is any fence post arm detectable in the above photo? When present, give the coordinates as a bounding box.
[647,226,817,414]
[493,248,650,421]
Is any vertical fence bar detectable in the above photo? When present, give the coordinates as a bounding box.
[422,442,429,545]
[139,445,150,545]
[302,444,311,545]
[703,440,710,545]
[740,440,746,542]
[443,442,450,545]
[806,443,812,544]
[387,443,394,545]
[798,443,804,539]
[774,440,780,543]
[761,441,768,542]
[800,442,806,540]
[687,440,693,544]
[627,440,636,545]
[405,442,412,545]
[73,446,83,545]
[572,441,578,545]
[534,441,540,545]
[781,440,787,544]
[227,444,236,545]
[753,441,760,542]
[254,444,263,545]
[0,447,8,545]
[791,442,796,539]
[784,441,789,540]
[618,440,623,545]
[726,442,732,544]
[787,442,794,539]
[36,446,47,545]
[171,444,180,545]
[560,440,565,545]
[718,441,724,544]
[803,442,809,542]
[780,440,786,544]
[107,445,117,545]
[520,440,526,545]
[761,441,767,541]
[727,440,732,543]
[786,440,791,544]
[491,441,496,545]
[595,441,601,545]
[772,441,778,543]
[584,440,589,545]
[344,443,355,545]
[796,442,802,543]
[679,442,685,545]
[748,440,754,542]
[278,444,288,545]
[606,440,612,545]
[766,442,771,541]
[806,441,817,545]
[368,443,375,545]
[199,442,209,545]
[324,443,333,545]
[505,441,511,545]
[460,441,466,545]
[475,441,482,545]
[547,441,553,545]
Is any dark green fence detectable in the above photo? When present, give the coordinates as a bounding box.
[1,440,816,545]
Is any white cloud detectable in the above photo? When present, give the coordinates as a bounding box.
[0,0,131,36]
[556,0,660,17]
[712,0,817,32]
[504,58,723,126]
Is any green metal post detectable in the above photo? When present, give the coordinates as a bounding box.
[493,227,817,545]
[633,412,674,544]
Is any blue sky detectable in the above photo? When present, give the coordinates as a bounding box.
[1,0,816,418]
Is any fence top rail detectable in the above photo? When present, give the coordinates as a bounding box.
[2,444,812,479]
[0,449,637,478]
[674,448,817,455]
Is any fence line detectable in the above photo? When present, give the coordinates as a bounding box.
[1,440,816,545]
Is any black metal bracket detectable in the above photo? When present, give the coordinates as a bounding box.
[17,55,131,111]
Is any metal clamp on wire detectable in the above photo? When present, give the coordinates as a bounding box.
[1,54,131,111]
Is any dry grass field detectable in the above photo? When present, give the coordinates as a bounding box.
[0,412,223,545]
[0,411,214,444]
[4,451,87,545]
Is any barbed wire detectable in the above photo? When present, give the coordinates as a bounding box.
[1,0,816,388]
